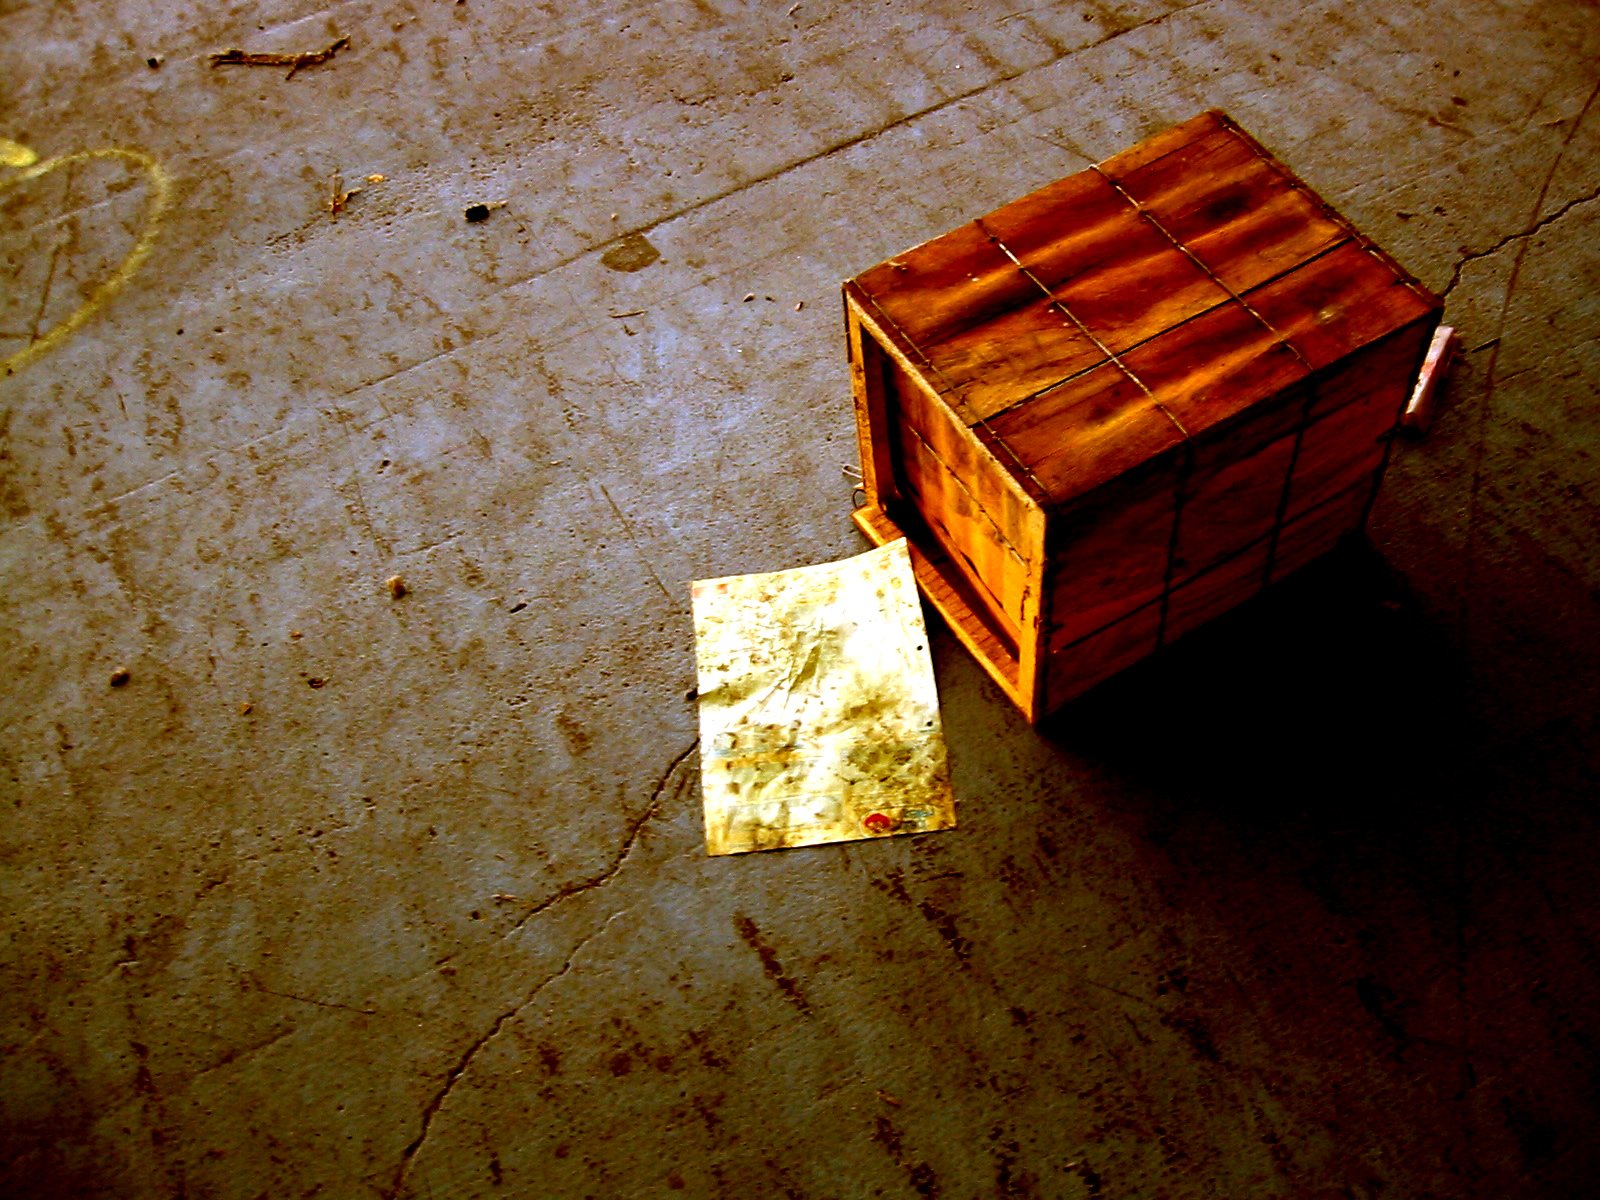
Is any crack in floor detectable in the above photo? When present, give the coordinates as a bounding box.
[383,906,633,1200]
[1441,181,1600,300]
[384,739,698,1196]
[500,737,697,941]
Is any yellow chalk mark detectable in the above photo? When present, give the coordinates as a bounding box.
[1,144,171,378]
[0,138,38,168]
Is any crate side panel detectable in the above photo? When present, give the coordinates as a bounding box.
[1284,324,1430,524]
[1043,603,1162,712]
[891,419,1027,644]
[853,505,1023,694]
[1282,386,1399,521]
[1305,320,1435,422]
[887,362,1036,553]
[1164,541,1271,646]
[1046,463,1180,651]
[1270,483,1370,584]
[1173,427,1298,585]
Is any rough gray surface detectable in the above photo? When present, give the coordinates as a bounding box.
[2,1,1598,1196]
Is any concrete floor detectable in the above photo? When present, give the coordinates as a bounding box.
[3,1,1598,1196]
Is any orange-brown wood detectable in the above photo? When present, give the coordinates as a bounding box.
[846,109,1441,721]
[1164,540,1272,646]
[1046,464,1179,651]
[1043,604,1160,713]
[1269,483,1370,584]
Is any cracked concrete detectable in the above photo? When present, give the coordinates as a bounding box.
[3,1,1600,1197]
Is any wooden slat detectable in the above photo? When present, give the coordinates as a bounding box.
[1095,110,1226,181]
[1162,540,1271,646]
[1046,462,1180,651]
[1109,120,1346,294]
[977,168,1130,285]
[925,293,1104,422]
[979,167,1232,356]
[852,220,1036,351]
[1121,298,1308,437]
[1246,243,1438,371]
[1043,603,1161,711]
[987,361,1186,508]
[1269,483,1369,584]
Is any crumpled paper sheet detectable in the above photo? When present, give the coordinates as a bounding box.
[690,538,956,855]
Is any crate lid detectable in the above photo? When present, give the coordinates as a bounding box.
[847,110,1439,509]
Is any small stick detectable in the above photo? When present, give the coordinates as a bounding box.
[327,171,361,217]
[210,35,350,80]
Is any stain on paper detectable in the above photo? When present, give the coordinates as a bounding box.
[690,539,955,855]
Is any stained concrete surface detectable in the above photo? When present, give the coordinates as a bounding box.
[2,0,1598,1196]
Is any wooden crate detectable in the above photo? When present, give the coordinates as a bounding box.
[845,110,1440,722]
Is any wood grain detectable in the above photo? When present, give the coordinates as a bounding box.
[988,361,1186,508]
[1046,462,1181,651]
[1043,603,1161,711]
[1107,117,1347,294]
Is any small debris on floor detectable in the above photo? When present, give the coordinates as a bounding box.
[239,701,254,715]
[1401,325,1458,436]
[795,300,804,311]
[464,201,507,223]
[327,172,361,218]
[743,293,755,302]
[109,669,131,688]
[608,309,646,319]
[209,35,350,80]
[146,56,163,69]
[876,1089,902,1107]
[386,574,408,599]
[290,630,303,640]
[307,677,326,689]
[365,173,385,184]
